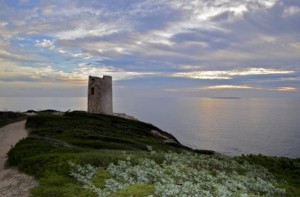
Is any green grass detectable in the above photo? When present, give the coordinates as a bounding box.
[109,184,155,197]
[7,111,191,196]
[25,111,189,151]
[90,169,156,196]
[6,111,300,196]
[0,111,28,128]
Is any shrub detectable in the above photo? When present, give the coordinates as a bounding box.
[70,151,285,197]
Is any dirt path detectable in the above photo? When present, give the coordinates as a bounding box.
[0,120,38,197]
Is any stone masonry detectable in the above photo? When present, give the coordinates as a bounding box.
[88,75,113,114]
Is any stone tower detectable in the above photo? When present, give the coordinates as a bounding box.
[88,75,113,114]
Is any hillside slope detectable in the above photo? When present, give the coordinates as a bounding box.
[6,111,299,196]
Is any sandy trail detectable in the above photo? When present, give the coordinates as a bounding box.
[0,120,38,197]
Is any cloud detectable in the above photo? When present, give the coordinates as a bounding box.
[166,85,253,92]
[290,42,300,50]
[172,68,294,80]
[131,0,279,46]
[0,22,8,27]
[202,85,254,90]
[57,49,67,54]
[0,48,40,62]
[283,6,300,17]
[54,24,127,40]
[166,85,297,92]
[71,63,157,81]
[35,39,55,49]
[0,0,299,98]
[277,86,297,92]
[0,63,157,84]
[34,38,93,59]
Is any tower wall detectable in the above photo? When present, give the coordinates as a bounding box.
[88,75,113,114]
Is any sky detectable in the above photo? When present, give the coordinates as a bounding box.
[0,0,299,98]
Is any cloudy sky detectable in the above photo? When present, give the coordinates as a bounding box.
[0,0,299,98]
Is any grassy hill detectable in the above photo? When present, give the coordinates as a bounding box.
[6,111,300,196]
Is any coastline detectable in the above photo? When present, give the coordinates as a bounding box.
[1,97,299,158]
[1,110,299,196]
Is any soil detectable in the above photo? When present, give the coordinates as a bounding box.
[0,121,38,197]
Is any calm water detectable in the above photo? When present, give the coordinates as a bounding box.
[0,97,299,158]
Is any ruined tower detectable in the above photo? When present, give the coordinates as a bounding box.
[88,75,113,114]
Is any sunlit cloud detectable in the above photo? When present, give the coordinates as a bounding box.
[277,87,297,92]
[0,63,157,84]
[172,68,294,80]
[34,39,93,59]
[166,85,297,92]
[202,85,254,90]
[166,85,254,92]
[71,63,157,81]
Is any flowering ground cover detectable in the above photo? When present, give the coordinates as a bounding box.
[6,111,300,196]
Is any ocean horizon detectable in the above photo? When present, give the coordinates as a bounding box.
[0,96,299,158]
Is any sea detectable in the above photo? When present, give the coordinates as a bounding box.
[0,97,299,158]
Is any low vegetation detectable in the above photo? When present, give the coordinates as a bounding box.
[237,154,300,195]
[69,151,286,196]
[0,111,27,128]
[6,111,300,196]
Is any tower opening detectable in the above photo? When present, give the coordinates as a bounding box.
[91,87,94,95]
